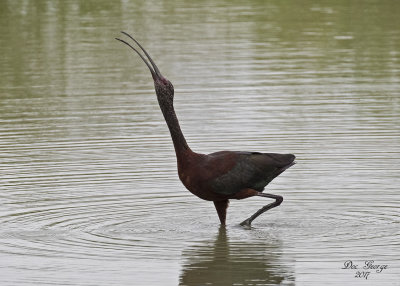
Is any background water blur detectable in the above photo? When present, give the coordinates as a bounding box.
[0,0,399,285]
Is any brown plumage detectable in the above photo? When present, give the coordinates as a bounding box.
[116,32,295,226]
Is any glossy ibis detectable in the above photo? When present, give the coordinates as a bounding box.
[116,32,295,227]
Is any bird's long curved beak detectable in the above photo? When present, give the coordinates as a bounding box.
[115,31,162,81]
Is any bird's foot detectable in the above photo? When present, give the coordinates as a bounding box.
[240,219,252,228]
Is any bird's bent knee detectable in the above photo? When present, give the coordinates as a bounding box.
[276,196,283,206]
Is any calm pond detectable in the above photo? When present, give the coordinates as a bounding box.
[1,1,399,285]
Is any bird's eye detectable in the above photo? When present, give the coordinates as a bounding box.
[161,78,168,85]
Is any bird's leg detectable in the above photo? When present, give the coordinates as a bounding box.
[240,193,283,227]
[214,200,229,225]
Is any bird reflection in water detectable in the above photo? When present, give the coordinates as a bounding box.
[179,226,294,285]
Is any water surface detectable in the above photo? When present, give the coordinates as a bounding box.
[1,1,399,285]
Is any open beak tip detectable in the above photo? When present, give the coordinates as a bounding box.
[116,32,162,80]
[121,31,131,37]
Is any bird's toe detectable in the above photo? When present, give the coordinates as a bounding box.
[240,219,252,228]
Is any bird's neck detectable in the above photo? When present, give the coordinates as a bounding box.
[158,99,191,157]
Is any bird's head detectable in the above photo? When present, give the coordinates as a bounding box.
[116,32,174,103]
[154,76,174,104]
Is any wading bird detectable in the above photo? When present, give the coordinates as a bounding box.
[116,32,295,226]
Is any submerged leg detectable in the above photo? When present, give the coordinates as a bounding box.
[240,193,283,227]
[214,200,229,225]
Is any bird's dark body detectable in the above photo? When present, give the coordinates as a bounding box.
[178,150,295,201]
[116,32,296,226]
